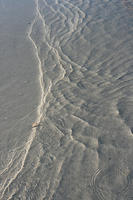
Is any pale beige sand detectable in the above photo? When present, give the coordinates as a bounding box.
[0,0,133,199]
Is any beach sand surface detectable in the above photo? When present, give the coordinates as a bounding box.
[0,0,133,199]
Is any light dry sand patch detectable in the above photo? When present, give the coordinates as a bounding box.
[1,0,133,199]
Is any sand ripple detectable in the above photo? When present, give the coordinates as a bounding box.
[1,0,133,199]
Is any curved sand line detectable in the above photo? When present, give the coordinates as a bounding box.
[1,0,67,197]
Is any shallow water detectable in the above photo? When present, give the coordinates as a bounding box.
[0,0,39,198]
[0,0,133,199]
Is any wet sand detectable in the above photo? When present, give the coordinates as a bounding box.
[0,0,39,198]
[0,0,133,199]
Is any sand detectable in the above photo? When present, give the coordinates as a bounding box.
[0,0,133,199]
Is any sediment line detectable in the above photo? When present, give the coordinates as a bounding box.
[36,0,66,86]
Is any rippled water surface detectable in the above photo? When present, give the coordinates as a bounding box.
[0,0,133,199]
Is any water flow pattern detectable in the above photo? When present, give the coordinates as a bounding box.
[1,0,133,199]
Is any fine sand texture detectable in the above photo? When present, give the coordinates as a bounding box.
[0,0,133,199]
